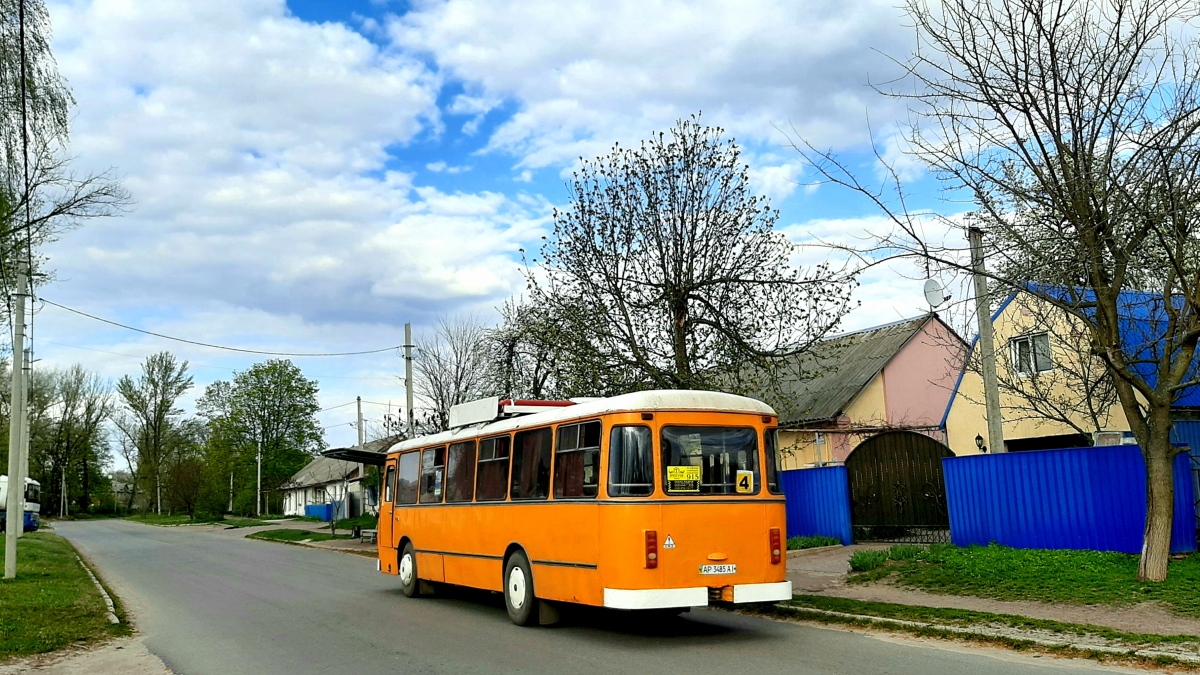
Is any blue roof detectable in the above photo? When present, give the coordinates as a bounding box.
[1030,284,1200,408]
[940,285,1200,428]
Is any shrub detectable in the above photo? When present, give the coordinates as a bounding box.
[888,544,923,561]
[787,535,841,550]
[849,550,889,572]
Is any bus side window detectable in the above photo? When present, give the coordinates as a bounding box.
[397,452,419,505]
[554,421,600,498]
[608,426,654,496]
[511,428,552,501]
[384,465,396,503]
[445,441,477,503]
[476,436,510,502]
[764,428,783,495]
[420,447,446,504]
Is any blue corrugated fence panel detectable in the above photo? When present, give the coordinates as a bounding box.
[943,446,1197,554]
[304,503,333,521]
[779,466,852,545]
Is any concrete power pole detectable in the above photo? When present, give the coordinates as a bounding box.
[5,262,29,578]
[14,348,29,539]
[404,323,414,437]
[355,396,364,519]
[968,227,1005,453]
[256,445,263,517]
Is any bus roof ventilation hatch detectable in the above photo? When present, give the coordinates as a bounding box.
[449,397,577,429]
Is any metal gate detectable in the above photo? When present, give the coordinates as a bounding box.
[845,431,954,543]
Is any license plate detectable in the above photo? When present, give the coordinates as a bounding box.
[699,564,736,575]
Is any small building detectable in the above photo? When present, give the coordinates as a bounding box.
[770,314,968,469]
[281,435,400,519]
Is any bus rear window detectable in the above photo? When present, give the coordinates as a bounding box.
[661,426,759,495]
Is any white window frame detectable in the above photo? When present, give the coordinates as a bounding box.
[1010,332,1053,375]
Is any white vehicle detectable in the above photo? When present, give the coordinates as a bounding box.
[0,475,40,532]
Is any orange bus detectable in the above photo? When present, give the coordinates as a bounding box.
[376,390,792,625]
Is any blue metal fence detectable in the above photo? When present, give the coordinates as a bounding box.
[1172,421,1200,521]
[943,446,1197,554]
[779,466,853,545]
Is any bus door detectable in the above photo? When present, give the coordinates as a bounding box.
[379,461,396,573]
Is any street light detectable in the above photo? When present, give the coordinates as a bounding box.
[975,433,987,453]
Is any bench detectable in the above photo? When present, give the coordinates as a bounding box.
[360,529,377,544]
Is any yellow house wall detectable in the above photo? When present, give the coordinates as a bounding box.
[944,292,1133,456]
[777,375,889,470]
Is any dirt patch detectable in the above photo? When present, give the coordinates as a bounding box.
[0,638,169,674]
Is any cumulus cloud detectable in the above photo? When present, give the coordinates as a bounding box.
[389,0,913,170]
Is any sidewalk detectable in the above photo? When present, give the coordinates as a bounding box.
[786,544,1200,636]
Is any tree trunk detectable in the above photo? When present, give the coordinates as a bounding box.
[1138,437,1177,582]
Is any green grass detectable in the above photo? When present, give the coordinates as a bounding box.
[848,549,889,572]
[0,532,129,659]
[332,513,377,530]
[787,535,841,550]
[887,544,923,561]
[855,543,1200,618]
[248,529,353,543]
[126,513,269,528]
[281,515,322,522]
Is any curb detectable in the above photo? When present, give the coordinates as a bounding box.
[786,545,844,558]
[76,555,120,625]
[770,603,1200,665]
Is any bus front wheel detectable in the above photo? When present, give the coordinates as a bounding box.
[399,542,420,598]
[504,551,539,626]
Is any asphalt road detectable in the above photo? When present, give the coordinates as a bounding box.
[56,520,1132,675]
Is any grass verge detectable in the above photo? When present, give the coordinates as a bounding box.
[850,544,1200,618]
[248,529,353,543]
[750,595,1200,670]
[332,514,378,530]
[0,532,130,660]
[787,535,841,550]
[126,513,269,528]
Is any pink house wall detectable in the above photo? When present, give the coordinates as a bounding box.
[881,319,966,427]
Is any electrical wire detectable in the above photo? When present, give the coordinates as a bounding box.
[41,298,406,357]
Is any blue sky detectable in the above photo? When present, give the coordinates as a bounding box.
[37,0,969,449]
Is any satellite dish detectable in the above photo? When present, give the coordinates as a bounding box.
[923,278,950,308]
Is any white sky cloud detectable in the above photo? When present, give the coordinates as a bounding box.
[31,0,950,448]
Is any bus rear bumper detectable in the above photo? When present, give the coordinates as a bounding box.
[603,581,792,610]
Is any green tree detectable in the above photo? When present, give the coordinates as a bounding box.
[197,359,323,516]
[528,115,855,395]
[115,352,193,515]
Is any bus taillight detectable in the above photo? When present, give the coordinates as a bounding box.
[770,528,782,564]
[645,530,658,569]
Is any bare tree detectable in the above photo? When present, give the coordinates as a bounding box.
[795,0,1200,580]
[414,314,490,431]
[530,115,856,396]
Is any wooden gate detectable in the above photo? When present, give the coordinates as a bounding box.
[845,431,954,543]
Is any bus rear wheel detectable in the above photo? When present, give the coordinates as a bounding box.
[504,551,539,626]
[399,542,420,598]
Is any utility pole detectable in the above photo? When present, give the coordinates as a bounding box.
[356,396,364,519]
[5,262,29,578]
[256,445,262,517]
[14,348,29,538]
[404,323,414,437]
[968,227,1005,453]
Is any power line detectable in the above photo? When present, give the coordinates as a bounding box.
[318,401,356,413]
[41,298,405,357]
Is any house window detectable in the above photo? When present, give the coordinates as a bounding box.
[1011,332,1052,374]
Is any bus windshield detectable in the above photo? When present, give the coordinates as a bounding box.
[661,426,760,495]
